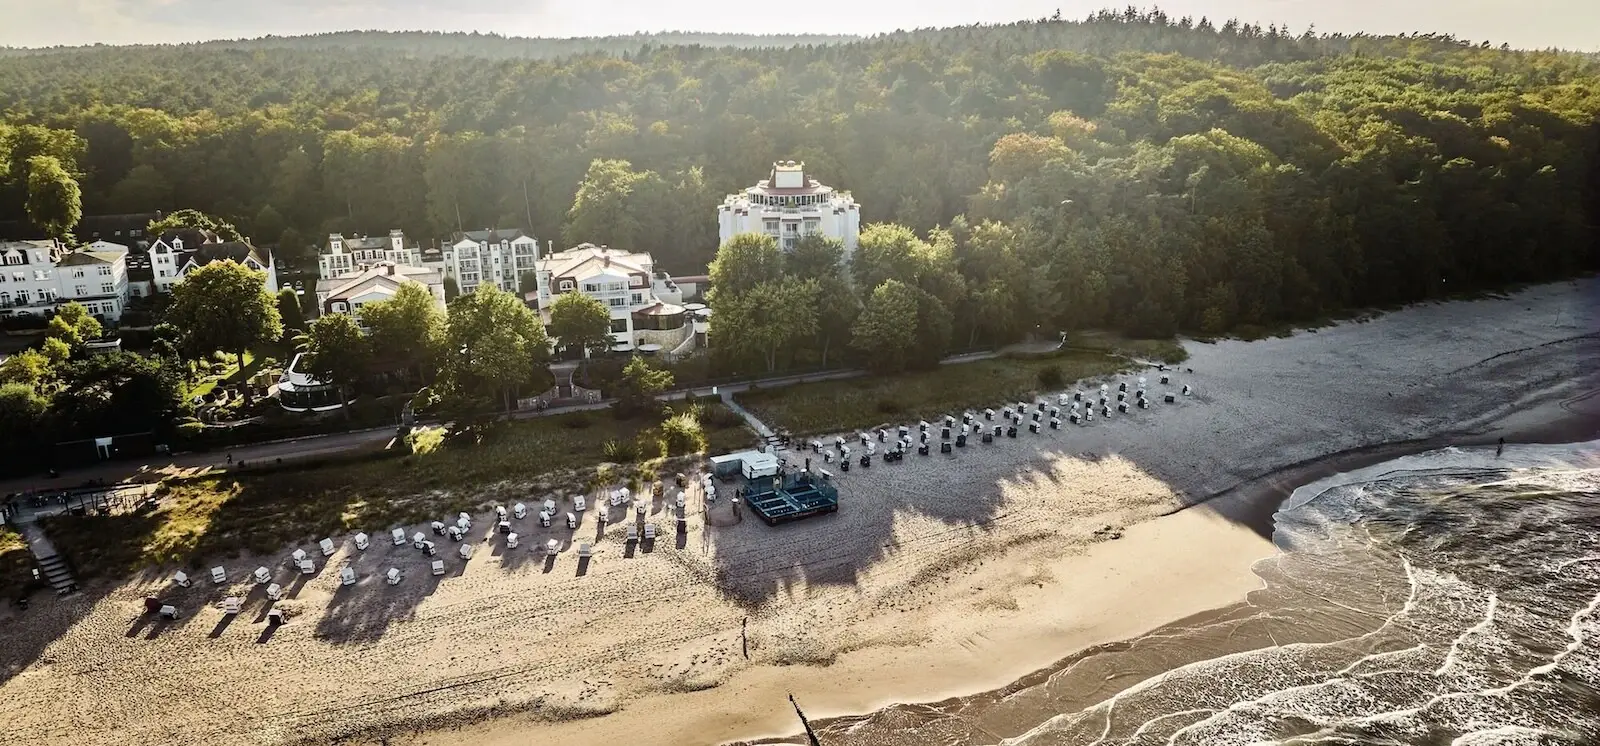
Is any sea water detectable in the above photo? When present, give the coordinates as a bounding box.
[782,441,1600,745]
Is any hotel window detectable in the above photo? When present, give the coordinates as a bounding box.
[631,293,642,305]
[610,318,628,333]
[99,265,113,276]
[4,255,19,265]
[72,269,85,278]
[559,280,574,291]
[101,283,114,294]
[75,285,87,296]
[607,297,626,308]
[630,276,645,287]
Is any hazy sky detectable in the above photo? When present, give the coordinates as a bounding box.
[2,0,1596,51]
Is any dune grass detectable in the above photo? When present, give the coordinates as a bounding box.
[42,404,756,579]
[737,350,1129,436]
[1067,331,1190,364]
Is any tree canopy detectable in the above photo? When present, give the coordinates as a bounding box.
[359,282,445,381]
[441,285,553,412]
[164,261,283,368]
[546,291,613,359]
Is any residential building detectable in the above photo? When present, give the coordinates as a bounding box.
[534,243,693,352]
[435,229,540,295]
[319,230,423,280]
[718,160,860,262]
[315,262,446,316]
[0,212,159,248]
[0,238,132,321]
[148,230,278,295]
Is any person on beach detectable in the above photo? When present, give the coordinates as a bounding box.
[226,453,234,465]
[1497,437,1505,457]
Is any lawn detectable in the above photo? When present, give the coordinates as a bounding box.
[1066,331,1190,364]
[737,350,1131,436]
[43,403,755,579]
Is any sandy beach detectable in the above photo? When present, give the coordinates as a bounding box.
[0,278,1595,746]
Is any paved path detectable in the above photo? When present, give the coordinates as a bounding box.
[0,343,1049,496]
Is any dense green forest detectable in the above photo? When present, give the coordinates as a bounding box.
[1,8,1597,342]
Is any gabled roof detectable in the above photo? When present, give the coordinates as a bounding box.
[317,263,441,300]
[55,251,120,266]
[456,229,533,245]
[193,241,272,268]
[538,243,651,280]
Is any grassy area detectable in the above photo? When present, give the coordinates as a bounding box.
[737,350,1130,436]
[1067,331,1190,364]
[43,404,756,579]
[0,527,35,601]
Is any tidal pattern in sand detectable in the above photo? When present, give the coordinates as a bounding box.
[804,441,1600,745]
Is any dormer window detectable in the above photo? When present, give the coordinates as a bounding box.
[559,280,574,292]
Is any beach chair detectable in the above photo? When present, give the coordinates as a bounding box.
[266,583,283,601]
[676,494,686,508]
[173,571,190,588]
[458,512,471,523]
[644,523,657,541]
[431,559,446,576]
[626,525,639,543]
[253,566,271,584]
[498,520,511,534]
[1118,403,1129,414]
[353,532,370,551]
[159,605,179,620]
[546,539,559,556]
[413,532,427,549]
[577,543,592,559]
[1051,417,1061,430]
[221,597,241,614]
[543,499,556,516]
[539,510,552,527]
[455,516,470,531]
[459,543,474,560]
[573,495,586,512]
[596,509,609,523]
[566,512,577,529]
[513,502,527,519]
[810,439,823,453]
[635,503,646,518]
[267,608,285,626]
[431,521,446,535]
[391,528,407,546]
[1164,393,1176,403]
[447,525,464,542]
[210,566,227,585]
[298,559,315,575]
[291,548,308,565]
[421,540,437,556]
[386,568,401,585]
[339,567,356,586]
[1183,384,1192,396]
[506,533,519,549]
[495,505,507,521]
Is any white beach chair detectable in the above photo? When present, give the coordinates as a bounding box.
[596,509,608,524]
[447,525,464,542]
[430,559,446,576]
[267,608,285,626]
[413,532,427,549]
[391,528,407,546]
[298,559,315,575]
[545,539,559,556]
[635,503,646,519]
[458,543,474,560]
[513,502,527,519]
[577,543,592,558]
[210,566,227,585]
[573,495,586,512]
[431,520,446,535]
[353,532,370,551]
[539,510,552,527]
[626,525,639,543]
[173,571,190,588]
[265,583,283,601]
[455,516,470,531]
[159,604,178,620]
[318,538,335,556]
[421,540,437,556]
[505,533,519,549]
[253,566,271,584]
[221,596,240,614]
[565,512,577,529]
[495,505,507,521]
[498,520,511,534]
[386,568,401,585]
[543,499,557,515]
[339,567,356,586]
[458,512,471,523]
[643,523,657,541]
[291,548,308,564]
[676,494,686,508]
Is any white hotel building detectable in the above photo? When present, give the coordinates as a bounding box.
[0,239,132,322]
[718,160,860,263]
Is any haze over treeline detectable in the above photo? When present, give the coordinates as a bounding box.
[1,8,1596,339]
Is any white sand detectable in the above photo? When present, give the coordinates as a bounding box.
[0,278,1593,746]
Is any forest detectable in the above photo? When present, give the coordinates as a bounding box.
[0,8,1596,344]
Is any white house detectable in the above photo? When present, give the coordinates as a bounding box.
[315,262,446,316]
[534,243,693,353]
[149,231,278,295]
[0,239,133,322]
[431,229,540,296]
[319,230,423,280]
[718,160,860,263]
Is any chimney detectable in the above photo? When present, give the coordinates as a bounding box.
[602,255,610,267]
[386,264,396,276]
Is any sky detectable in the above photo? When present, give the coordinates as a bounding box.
[1,0,1596,51]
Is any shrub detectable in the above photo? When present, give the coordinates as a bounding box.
[176,421,206,437]
[1037,364,1064,389]
[602,439,638,462]
[701,404,745,429]
[660,412,707,455]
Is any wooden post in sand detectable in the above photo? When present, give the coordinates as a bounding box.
[742,617,749,659]
[789,693,822,746]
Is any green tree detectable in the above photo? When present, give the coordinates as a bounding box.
[0,349,54,390]
[0,382,51,468]
[25,155,82,240]
[851,279,920,374]
[107,164,173,214]
[45,302,103,349]
[518,271,539,295]
[786,234,845,282]
[252,204,287,246]
[52,352,184,436]
[165,261,284,379]
[303,313,370,409]
[148,209,242,241]
[612,355,673,418]
[706,232,784,304]
[715,279,820,373]
[547,291,613,359]
[277,227,307,261]
[564,158,650,249]
[442,284,553,413]
[359,282,445,382]
[275,287,306,333]
[813,275,860,368]
[443,276,460,301]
